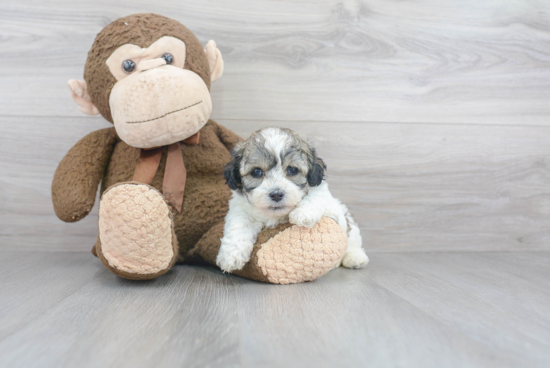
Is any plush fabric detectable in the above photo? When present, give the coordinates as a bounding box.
[67,79,100,115]
[109,66,212,148]
[94,120,238,259]
[83,13,211,123]
[55,120,347,283]
[106,36,186,81]
[98,182,176,276]
[252,217,348,284]
[204,40,223,82]
[53,13,348,283]
[52,127,118,222]
[188,217,347,284]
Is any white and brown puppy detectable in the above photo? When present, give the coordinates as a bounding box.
[216,127,369,273]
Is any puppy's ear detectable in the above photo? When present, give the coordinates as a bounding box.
[224,145,243,191]
[307,149,326,187]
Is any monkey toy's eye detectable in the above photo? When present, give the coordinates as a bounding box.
[122,60,136,74]
[162,53,173,65]
[251,168,263,178]
[287,166,299,176]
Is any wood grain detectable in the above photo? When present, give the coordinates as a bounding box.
[1,0,549,252]
[226,119,550,252]
[0,250,549,367]
[2,116,549,252]
[0,251,240,368]
[1,2,549,367]
[1,0,550,125]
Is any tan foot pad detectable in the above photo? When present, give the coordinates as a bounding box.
[98,183,177,280]
[256,217,348,285]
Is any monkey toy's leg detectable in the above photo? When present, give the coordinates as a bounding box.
[189,217,348,284]
[93,182,179,280]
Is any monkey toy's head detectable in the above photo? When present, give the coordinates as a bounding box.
[68,13,224,148]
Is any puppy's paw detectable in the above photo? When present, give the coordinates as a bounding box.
[341,249,369,269]
[289,207,322,228]
[216,242,252,273]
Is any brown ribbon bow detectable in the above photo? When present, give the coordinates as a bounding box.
[132,132,200,212]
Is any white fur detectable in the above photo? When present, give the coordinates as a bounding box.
[216,130,369,273]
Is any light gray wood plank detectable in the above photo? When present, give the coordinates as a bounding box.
[227,119,550,252]
[0,252,240,368]
[0,115,110,251]
[1,0,550,125]
[0,251,104,341]
[231,252,550,368]
[371,252,550,367]
[2,116,550,252]
[0,250,549,367]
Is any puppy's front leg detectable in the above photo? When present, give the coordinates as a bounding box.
[217,209,263,273]
[289,182,334,228]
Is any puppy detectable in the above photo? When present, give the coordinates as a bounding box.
[216,127,369,273]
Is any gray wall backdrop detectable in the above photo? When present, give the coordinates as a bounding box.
[1,0,549,252]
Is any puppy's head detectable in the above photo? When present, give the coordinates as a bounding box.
[224,127,326,216]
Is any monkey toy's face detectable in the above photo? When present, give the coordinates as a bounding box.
[107,36,212,148]
[68,14,224,149]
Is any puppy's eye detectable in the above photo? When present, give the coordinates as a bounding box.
[162,53,173,65]
[251,168,263,178]
[287,166,299,176]
[122,60,136,74]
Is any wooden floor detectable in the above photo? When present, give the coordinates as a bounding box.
[0,250,548,368]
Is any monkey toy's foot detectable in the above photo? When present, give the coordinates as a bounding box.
[235,217,348,284]
[193,217,348,284]
[95,182,178,280]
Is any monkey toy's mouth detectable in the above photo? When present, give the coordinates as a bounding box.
[125,101,203,124]
[110,66,213,149]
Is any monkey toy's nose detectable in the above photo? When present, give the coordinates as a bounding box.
[269,190,285,202]
[138,58,167,72]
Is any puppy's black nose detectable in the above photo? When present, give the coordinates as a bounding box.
[269,190,284,202]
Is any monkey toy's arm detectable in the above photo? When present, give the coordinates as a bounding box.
[52,127,118,222]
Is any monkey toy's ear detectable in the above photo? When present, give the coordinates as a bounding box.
[204,40,224,83]
[67,79,100,116]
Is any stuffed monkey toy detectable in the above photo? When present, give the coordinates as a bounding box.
[52,13,347,284]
